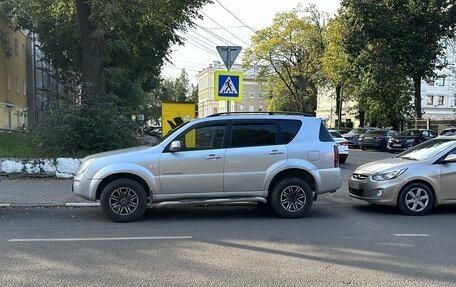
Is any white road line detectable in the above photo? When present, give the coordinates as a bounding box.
[393,234,430,237]
[9,236,192,242]
[0,204,11,207]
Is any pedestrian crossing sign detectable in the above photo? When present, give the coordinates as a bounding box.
[214,70,243,102]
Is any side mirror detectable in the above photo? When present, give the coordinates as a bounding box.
[444,154,456,163]
[169,140,182,152]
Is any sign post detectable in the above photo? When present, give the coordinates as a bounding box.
[216,46,242,113]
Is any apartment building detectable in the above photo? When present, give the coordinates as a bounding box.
[0,19,27,130]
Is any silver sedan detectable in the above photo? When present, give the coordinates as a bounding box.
[349,137,456,215]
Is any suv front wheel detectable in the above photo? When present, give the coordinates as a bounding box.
[100,178,148,222]
[270,177,313,218]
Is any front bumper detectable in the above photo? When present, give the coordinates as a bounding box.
[73,173,101,201]
[348,174,404,206]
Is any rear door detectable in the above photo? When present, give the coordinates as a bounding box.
[223,119,287,192]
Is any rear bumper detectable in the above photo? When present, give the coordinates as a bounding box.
[318,168,342,195]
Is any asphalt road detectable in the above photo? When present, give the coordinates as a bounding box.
[1,149,456,287]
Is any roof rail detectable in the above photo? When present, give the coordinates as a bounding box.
[206,111,314,118]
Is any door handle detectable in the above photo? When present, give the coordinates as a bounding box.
[269,150,285,155]
[206,154,222,160]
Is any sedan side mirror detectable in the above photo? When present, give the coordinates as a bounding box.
[169,140,182,152]
[443,154,456,163]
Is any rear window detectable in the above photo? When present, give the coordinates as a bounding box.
[231,123,277,147]
[279,120,302,144]
[330,131,343,138]
[319,123,334,142]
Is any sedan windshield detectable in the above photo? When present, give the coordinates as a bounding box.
[397,139,455,160]
[330,131,343,138]
[399,130,421,137]
[440,129,456,136]
[349,128,367,135]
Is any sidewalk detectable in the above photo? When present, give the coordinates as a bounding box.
[0,176,355,207]
[0,177,93,207]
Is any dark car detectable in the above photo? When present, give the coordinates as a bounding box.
[387,129,438,152]
[359,130,398,151]
[342,127,380,147]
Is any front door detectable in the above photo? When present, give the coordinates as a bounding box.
[440,148,456,200]
[224,120,287,192]
[159,122,227,194]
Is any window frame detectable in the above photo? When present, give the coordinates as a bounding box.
[437,96,444,106]
[163,120,228,153]
[228,119,280,148]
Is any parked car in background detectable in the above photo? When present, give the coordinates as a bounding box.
[349,137,456,216]
[359,130,398,151]
[439,127,456,137]
[387,129,437,152]
[329,130,349,163]
[73,112,342,222]
[342,127,380,147]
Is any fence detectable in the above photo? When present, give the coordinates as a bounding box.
[408,119,456,132]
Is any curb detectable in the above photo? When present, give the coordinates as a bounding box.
[0,203,100,208]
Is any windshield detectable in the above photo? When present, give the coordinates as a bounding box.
[152,121,190,146]
[399,130,421,137]
[330,131,343,138]
[397,139,455,160]
[349,128,367,135]
[365,130,386,135]
[440,129,456,136]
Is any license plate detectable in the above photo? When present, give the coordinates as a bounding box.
[349,181,361,190]
[365,137,372,140]
[393,144,402,147]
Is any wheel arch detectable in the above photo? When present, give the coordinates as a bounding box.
[397,179,438,207]
[267,168,317,198]
[96,173,151,202]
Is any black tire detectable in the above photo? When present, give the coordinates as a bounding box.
[270,177,313,219]
[339,155,348,164]
[361,147,367,151]
[398,183,434,216]
[100,178,148,222]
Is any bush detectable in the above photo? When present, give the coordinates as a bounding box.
[37,99,139,156]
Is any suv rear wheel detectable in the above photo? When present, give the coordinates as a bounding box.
[270,177,313,218]
[100,178,148,222]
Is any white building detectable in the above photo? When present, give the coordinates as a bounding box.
[421,40,456,120]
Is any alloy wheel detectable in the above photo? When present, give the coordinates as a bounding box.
[404,188,429,212]
[109,187,139,215]
[280,185,307,212]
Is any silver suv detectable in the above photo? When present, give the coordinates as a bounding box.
[73,112,342,222]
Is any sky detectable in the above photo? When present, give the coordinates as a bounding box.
[161,0,341,84]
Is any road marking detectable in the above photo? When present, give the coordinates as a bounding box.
[0,204,11,208]
[393,234,429,237]
[9,236,192,242]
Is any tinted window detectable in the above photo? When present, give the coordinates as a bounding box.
[176,124,225,151]
[319,122,333,142]
[399,130,421,136]
[231,123,277,147]
[422,131,429,136]
[440,129,456,136]
[330,131,343,138]
[279,120,302,144]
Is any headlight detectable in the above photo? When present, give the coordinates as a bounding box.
[371,168,407,181]
[406,139,415,143]
[77,158,96,175]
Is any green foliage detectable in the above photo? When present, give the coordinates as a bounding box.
[37,97,138,156]
[244,8,326,114]
[0,132,51,158]
[340,0,456,119]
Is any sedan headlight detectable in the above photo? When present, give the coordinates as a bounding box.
[406,139,415,143]
[77,158,96,175]
[371,169,407,181]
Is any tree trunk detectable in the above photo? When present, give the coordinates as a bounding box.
[75,0,103,103]
[358,110,365,127]
[413,75,422,120]
[335,82,342,129]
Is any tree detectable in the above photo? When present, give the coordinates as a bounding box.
[243,9,326,114]
[340,0,456,120]
[1,0,209,153]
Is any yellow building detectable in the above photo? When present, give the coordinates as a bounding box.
[0,19,27,130]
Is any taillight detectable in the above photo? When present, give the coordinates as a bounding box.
[334,145,339,167]
[375,136,382,140]
[340,141,349,146]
